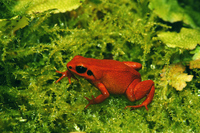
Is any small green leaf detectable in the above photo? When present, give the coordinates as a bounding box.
[190,46,200,69]
[158,28,200,50]
[191,46,200,60]
[12,16,29,34]
[0,16,29,34]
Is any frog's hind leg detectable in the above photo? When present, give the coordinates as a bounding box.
[125,80,155,111]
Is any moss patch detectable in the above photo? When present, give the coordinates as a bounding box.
[0,0,200,132]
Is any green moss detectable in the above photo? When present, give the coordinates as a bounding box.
[0,0,200,132]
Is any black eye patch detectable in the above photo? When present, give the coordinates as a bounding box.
[76,66,87,73]
[87,70,93,76]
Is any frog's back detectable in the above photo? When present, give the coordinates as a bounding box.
[84,57,132,71]
[73,56,141,94]
[91,59,141,94]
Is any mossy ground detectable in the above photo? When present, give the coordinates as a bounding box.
[0,0,200,132]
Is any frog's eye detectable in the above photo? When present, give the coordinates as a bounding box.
[76,66,87,73]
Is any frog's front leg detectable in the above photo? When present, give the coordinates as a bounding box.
[85,83,109,109]
[55,70,77,84]
[125,79,155,111]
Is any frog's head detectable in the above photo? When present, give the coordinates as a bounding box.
[67,55,98,81]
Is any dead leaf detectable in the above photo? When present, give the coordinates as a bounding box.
[161,64,193,91]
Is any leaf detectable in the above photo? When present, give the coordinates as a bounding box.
[0,0,83,34]
[13,0,83,14]
[0,16,29,34]
[148,0,200,28]
[190,46,200,60]
[189,46,200,69]
[157,28,200,50]
[189,59,200,69]
[12,16,29,34]
[160,64,193,91]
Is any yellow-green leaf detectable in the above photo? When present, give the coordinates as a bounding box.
[13,0,83,14]
[158,28,200,50]
[12,16,29,34]
[0,16,29,34]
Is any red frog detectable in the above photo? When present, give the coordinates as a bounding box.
[56,55,155,110]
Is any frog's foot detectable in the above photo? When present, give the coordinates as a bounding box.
[55,70,77,84]
[84,95,96,109]
[125,103,149,111]
[84,83,110,109]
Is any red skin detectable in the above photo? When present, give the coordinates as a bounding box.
[56,55,155,111]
